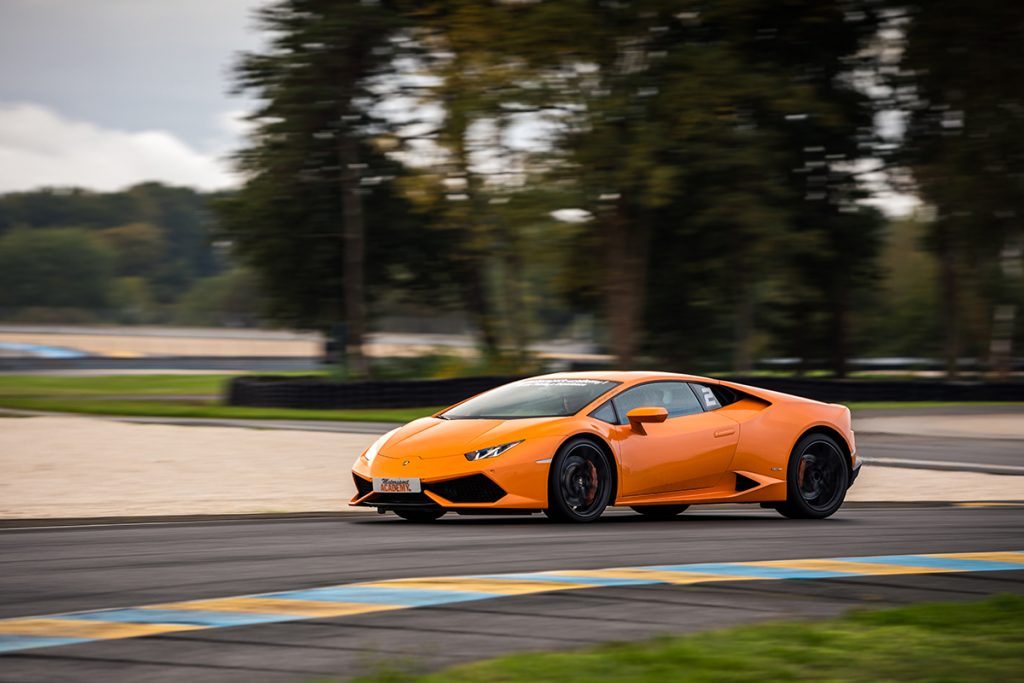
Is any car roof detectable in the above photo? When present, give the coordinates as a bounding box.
[528,370,714,386]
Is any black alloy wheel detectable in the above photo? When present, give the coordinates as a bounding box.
[777,433,849,519]
[630,504,690,519]
[544,437,613,522]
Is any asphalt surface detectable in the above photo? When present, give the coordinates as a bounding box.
[855,433,1024,473]
[1,505,1022,682]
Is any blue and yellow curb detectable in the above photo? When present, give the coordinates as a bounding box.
[1,550,1022,655]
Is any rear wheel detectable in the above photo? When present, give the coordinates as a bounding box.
[544,438,612,522]
[393,509,446,522]
[776,433,849,519]
[630,504,689,519]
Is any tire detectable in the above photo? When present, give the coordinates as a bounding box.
[776,433,849,519]
[394,509,446,522]
[630,504,689,519]
[544,437,613,522]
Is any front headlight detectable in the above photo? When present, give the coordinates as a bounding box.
[361,428,399,464]
[465,440,524,462]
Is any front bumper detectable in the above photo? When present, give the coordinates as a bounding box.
[350,441,557,510]
[352,472,513,509]
[849,454,861,487]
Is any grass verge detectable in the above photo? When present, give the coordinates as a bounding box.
[0,373,249,397]
[348,595,1024,683]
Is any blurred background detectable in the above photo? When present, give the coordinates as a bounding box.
[1,6,1022,680]
[0,0,1021,381]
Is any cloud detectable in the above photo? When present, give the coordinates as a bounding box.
[0,103,239,193]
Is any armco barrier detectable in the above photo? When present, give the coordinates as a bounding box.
[226,374,1024,410]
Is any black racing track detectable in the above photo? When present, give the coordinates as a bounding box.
[0,505,1022,683]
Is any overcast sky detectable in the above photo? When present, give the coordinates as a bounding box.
[0,0,262,193]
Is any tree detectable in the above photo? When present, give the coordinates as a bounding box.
[96,223,165,277]
[440,1,882,371]
[893,2,1024,377]
[734,2,886,376]
[859,217,943,358]
[222,0,415,375]
[176,268,263,327]
[0,183,220,315]
[0,228,113,313]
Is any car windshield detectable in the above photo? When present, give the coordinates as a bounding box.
[441,379,619,419]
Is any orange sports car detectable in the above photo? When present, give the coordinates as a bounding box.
[351,371,859,522]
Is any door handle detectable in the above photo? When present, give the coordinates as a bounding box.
[714,428,736,438]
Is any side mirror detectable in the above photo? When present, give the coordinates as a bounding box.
[626,406,668,434]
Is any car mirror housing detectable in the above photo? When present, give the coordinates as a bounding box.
[626,406,668,434]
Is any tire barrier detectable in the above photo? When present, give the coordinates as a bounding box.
[226,373,1024,410]
[725,376,1024,404]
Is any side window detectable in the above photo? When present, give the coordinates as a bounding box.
[589,400,618,424]
[612,382,703,424]
[690,383,722,410]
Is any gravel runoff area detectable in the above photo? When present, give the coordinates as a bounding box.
[2,415,1023,519]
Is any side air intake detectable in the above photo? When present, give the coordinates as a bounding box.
[735,473,760,492]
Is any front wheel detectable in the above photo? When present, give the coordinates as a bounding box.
[394,509,446,522]
[776,433,849,519]
[544,437,612,522]
[630,504,689,519]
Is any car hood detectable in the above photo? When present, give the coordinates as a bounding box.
[377,416,556,460]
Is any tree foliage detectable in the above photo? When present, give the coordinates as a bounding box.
[5,1,1017,377]
[411,1,885,372]
[220,0,441,373]
[0,184,231,323]
[0,228,113,312]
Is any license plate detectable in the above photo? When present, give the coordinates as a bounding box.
[373,477,421,493]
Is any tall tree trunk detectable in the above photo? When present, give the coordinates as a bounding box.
[989,235,1021,380]
[506,234,530,367]
[339,132,370,377]
[733,268,754,374]
[464,265,500,356]
[937,223,960,379]
[450,119,501,359]
[830,285,849,378]
[604,207,649,368]
[793,306,810,377]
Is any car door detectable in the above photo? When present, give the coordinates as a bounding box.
[610,381,739,497]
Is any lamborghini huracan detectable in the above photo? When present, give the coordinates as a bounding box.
[351,371,860,522]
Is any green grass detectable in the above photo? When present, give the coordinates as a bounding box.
[0,373,250,397]
[345,595,1024,683]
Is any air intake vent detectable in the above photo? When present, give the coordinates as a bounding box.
[425,474,507,503]
[353,474,373,497]
[735,473,760,492]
